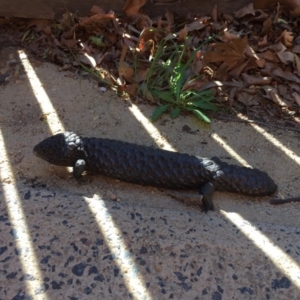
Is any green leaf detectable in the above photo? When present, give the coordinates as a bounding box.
[89,36,105,47]
[150,89,175,103]
[170,107,181,119]
[187,100,218,111]
[151,105,170,121]
[189,108,211,123]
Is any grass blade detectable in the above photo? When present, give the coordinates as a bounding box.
[151,104,170,121]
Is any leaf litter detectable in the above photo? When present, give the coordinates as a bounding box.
[1,0,300,125]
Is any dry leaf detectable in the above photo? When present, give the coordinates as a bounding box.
[241,73,271,85]
[261,16,272,35]
[221,30,241,42]
[236,91,259,106]
[254,0,300,10]
[258,35,268,47]
[61,37,78,48]
[228,60,249,78]
[118,62,134,83]
[186,17,209,32]
[177,25,188,43]
[276,30,294,47]
[204,37,248,71]
[292,91,300,105]
[80,13,114,28]
[244,45,265,67]
[272,68,300,83]
[268,89,291,106]
[123,0,147,16]
[257,50,279,62]
[234,3,255,18]
[90,5,105,15]
[125,83,137,96]
[290,5,300,16]
[294,54,300,76]
[277,51,294,64]
[211,5,218,21]
[43,26,52,35]
[26,19,51,32]
[165,9,174,26]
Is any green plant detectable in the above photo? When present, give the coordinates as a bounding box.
[143,38,217,123]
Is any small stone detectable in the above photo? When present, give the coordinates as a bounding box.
[99,87,107,92]
[155,265,162,272]
[107,192,117,201]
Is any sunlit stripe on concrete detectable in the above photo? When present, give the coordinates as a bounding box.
[235,114,300,167]
[128,103,176,151]
[18,50,64,134]
[0,128,49,299]
[18,50,71,173]
[85,195,152,300]
[211,133,251,167]
[222,211,300,289]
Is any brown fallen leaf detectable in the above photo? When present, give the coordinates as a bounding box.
[43,26,52,35]
[165,8,174,26]
[80,13,115,28]
[211,5,218,21]
[276,30,294,47]
[244,45,265,68]
[26,19,51,32]
[228,60,249,78]
[290,82,300,93]
[294,53,300,76]
[257,35,268,47]
[125,83,137,96]
[261,16,272,35]
[123,0,147,16]
[62,24,78,39]
[221,30,242,42]
[292,91,300,105]
[236,91,259,106]
[203,37,248,72]
[118,62,134,83]
[186,17,209,32]
[278,84,288,98]
[90,5,105,15]
[177,25,188,43]
[241,73,271,85]
[272,68,300,83]
[268,89,292,107]
[254,0,300,10]
[234,3,255,18]
[257,50,279,62]
[290,5,300,17]
[61,37,78,48]
[277,51,294,64]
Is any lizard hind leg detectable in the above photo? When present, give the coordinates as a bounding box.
[199,182,216,212]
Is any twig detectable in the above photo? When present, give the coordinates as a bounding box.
[270,197,300,205]
[216,115,300,133]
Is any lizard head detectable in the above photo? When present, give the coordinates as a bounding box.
[33,132,85,166]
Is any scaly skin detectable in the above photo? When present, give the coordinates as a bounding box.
[33,132,278,211]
